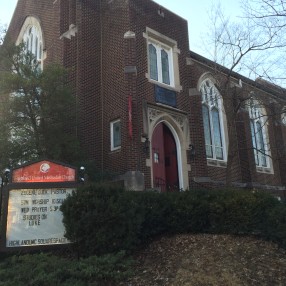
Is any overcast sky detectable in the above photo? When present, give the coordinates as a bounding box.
[0,0,243,58]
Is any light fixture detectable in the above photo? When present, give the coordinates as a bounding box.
[79,166,85,183]
[144,138,150,155]
[3,168,10,184]
[189,144,195,161]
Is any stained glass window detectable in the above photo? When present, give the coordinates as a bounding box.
[161,49,170,85]
[148,40,173,86]
[212,108,223,160]
[202,105,213,158]
[249,100,269,168]
[149,44,158,81]
[200,79,225,161]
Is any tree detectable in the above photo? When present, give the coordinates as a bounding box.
[199,2,286,186]
[204,2,285,83]
[241,0,286,84]
[0,38,82,169]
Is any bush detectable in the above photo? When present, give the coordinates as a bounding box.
[262,203,286,247]
[206,189,281,234]
[61,184,145,256]
[0,251,133,286]
[136,191,173,241]
[165,190,212,233]
[61,185,286,256]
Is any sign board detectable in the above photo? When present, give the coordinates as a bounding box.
[12,160,76,183]
[1,160,78,250]
[6,188,74,247]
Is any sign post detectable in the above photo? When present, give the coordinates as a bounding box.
[1,160,78,251]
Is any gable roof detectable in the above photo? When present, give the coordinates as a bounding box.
[190,50,286,102]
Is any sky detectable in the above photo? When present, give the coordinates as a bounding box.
[0,0,243,59]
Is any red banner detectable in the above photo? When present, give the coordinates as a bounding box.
[12,161,76,183]
[128,95,133,139]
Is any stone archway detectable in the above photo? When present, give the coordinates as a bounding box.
[146,106,191,191]
[152,122,179,192]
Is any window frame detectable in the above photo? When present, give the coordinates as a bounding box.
[281,107,286,125]
[200,79,227,163]
[248,100,271,170]
[148,39,174,86]
[144,27,182,92]
[16,17,44,70]
[23,26,43,62]
[110,119,121,151]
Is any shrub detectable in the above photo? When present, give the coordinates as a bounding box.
[61,184,145,256]
[61,185,286,256]
[163,190,211,234]
[206,189,281,234]
[136,191,172,241]
[262,203,286,247]
[0,251,133,286]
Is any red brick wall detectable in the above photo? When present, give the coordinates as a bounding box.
[128,0,191,188]
[7,0,63,64]
[189,57,285,189]
[6,0,286,191]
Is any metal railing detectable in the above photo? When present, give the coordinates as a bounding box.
[153,177,180,192]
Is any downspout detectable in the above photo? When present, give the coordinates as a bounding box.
[100,0,104,175]
[75,0,79,138]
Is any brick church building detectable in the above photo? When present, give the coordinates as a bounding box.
[5,0,286,196]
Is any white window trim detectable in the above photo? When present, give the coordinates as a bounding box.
[144,27,182,92]
[148,39,174,87]
[200,79,227,163]
[248,100,273,172]
[16,16,45,70]
[110,119,121,151]
[281,107,286,125]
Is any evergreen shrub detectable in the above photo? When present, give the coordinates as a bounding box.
[61,184,144,256]
[61,185,286,256]
[0,251,133,286]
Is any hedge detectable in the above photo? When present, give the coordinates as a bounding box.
[60,185,286,256]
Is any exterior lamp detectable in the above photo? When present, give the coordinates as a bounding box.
[189,144,195,161]
[144,138,150,155]
[3,168,10,185]
[0,168,10,213]
[79,166,85,183]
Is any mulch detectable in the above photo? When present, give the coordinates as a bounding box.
[124,234,286,286]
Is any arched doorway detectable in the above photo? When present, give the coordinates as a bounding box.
[152,122,179,192]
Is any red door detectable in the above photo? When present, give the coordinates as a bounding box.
[152,123,179,192]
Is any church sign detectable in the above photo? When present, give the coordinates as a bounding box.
[1,160,77,250]
[12,161,76,183]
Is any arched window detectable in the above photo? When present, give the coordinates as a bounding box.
[249,100,269,168]
[200,79,226,161]
[16,17,44,69]
[23,26,43,62]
